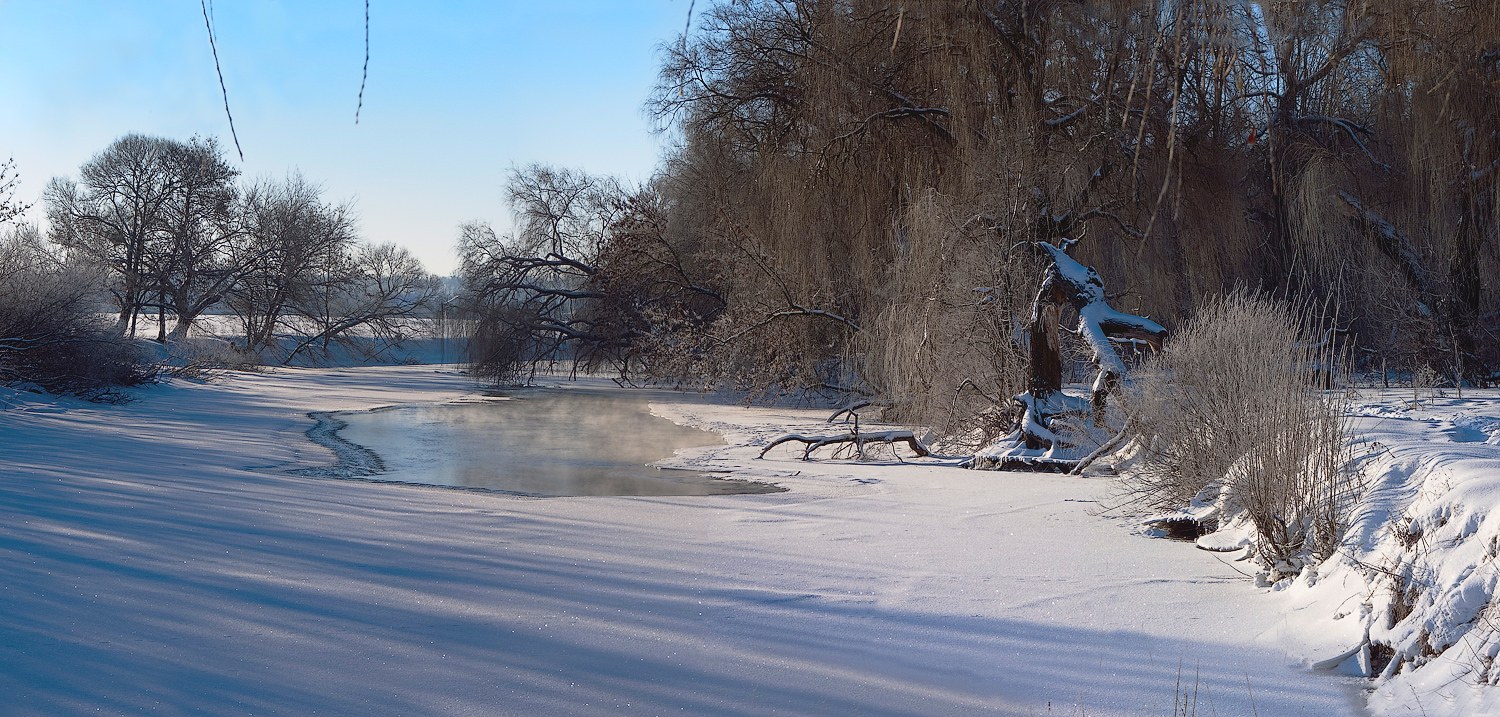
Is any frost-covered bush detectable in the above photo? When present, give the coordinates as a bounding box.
[1127,292,1357,574]
[0,228,155,397]
[163,336,263,380]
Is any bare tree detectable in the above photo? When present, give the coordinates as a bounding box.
[45,134,179,335]
[152,137,244,342]
[0,159,29,226]
[458,165,625,381]
[42,135,256,344]
[226,174,355,354]
[283,242,438,363]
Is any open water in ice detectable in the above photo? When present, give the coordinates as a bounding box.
[310,388,782,496]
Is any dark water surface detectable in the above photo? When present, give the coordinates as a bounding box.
[335,389,781,496]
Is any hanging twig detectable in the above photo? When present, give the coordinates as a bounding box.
[355,0,370,124]
[677,0,696,98]
[890,7,904,55]
[681,0,696,45]
[200,0,244,161]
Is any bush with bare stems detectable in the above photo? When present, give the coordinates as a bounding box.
[0,225,155,398]
[1125,292,1358,577]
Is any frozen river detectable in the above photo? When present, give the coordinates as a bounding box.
[333,389,783,496]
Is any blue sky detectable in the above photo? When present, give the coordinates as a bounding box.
[0,1,691,274]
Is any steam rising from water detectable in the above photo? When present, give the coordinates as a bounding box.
[316,389,781,496]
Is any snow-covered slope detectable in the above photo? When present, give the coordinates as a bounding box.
[1271,389,1500,717]
[3,367,1372,715]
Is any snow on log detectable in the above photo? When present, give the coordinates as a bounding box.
[975,240,1165,471]
[1035,241,1166,416]
[757,430,932,460]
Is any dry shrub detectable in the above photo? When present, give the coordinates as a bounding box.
[0,229,156,398]
[163,337,263,380]
[1127,292,1358,572]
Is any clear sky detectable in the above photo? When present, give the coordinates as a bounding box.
[0,0,691,275]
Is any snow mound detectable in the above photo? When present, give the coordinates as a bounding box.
[1271,390,1500,717]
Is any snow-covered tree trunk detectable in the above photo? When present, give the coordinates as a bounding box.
[975,240,1164,471]
[1025,277,1065,449]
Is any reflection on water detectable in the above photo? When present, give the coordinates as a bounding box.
[336,389,781,496]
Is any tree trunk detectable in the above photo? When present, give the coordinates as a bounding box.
[983,241,1166,470]
[168,316,193,342]
[1025,303,1063,451]
[156,290,167,343]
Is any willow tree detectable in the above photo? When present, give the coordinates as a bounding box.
[647,0,1496,438]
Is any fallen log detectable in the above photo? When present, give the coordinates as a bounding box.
[757,429,932,460]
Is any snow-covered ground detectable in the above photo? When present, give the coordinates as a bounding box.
[2,366,1491,715]
[130,314,467,368]
[1274,389,1500,717]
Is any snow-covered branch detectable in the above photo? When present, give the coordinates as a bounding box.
[1336,190,1431,295]
[1036,241,1165,407]
[757,429,931,460]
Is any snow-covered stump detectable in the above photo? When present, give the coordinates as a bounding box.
[973,240,1164,472]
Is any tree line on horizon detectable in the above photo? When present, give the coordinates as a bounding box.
[0,134,437,395]
[460,0,1499,446]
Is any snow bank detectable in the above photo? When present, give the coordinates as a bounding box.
[1261,389,1500,717]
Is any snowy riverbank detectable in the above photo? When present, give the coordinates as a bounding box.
[4,366,1487,715]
